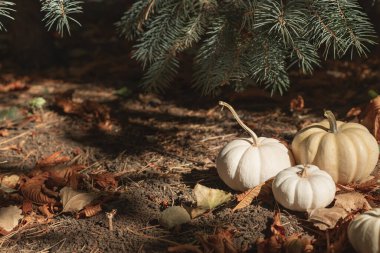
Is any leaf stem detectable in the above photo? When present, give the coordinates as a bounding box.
[219,101,258,146]
[324,110,338,133]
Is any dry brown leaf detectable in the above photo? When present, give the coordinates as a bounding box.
[0,129,9,136]
[233,178,273,212]
[334,192,371,212]
[55,97,83,115]
[97,120,114,132]
[196,228,239,253]
[349,176,379,192]
[326,227,348,253]
[290,95,305,112]
[38,204,54,218]
[47,165,84,188]
[0,206,23,234]
[284,234,314,253]
[346,107,362,118]
[167,244,203,253]
[60,186,98,213]
[76,203,102,218]
[22,199,33,214]
[360,95,380,141]
[89,172,118,189]
[308,207,348,231]
[35,151,71,169]
[271,211,286,239]
[20,173,56,205]
[308,192,371,230]
[0,80,28,93]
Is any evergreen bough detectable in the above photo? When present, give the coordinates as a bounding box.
[116,0,377,95]
[0,0,376,95]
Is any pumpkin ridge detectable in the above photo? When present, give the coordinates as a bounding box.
[342,131,368,182]
[336,132,358,183]
[304,132,325,163]
[290,176,302,210]
[357,132,378,181]
[236,146,260,188]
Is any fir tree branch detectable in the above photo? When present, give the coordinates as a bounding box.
[0,1,15,31]
[40,0,83,37]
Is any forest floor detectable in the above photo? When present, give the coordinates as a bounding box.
[0,1,380,253]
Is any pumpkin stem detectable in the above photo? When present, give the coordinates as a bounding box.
[219,101,258,145]
[324,110,338,133]
[301,164,309,178]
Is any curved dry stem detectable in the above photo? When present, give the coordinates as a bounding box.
[324,110,338,133]
[301,164,309,178]
[219,101,258,145]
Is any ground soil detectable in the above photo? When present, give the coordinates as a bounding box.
[0,1,379,252]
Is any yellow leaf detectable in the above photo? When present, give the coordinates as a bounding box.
[193,184,231,210]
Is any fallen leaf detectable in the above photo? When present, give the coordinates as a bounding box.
[0,107,26,122]
[22,199,33,214]
[76,203,102,218]
[271,211,285,239]
[89,172,118,190]
[326,224,349,253]
[59,186,97,213]
[308,207,348,230]
[98,120,114,132]
[284,234,314,253]
[45,165,84,188]
[0,206,23,233]
[290,95,305,112]
[360,95,380,141]
[197,228,239,253]
[0,174,20,189]
[35,151,71,169]
[334,192,371,212]
[349,175,379,192]
[308,191,371,230]
[38,204,54,218]
[346,107,362,118]
[0,80,28,93]
[233,178,273,212]
[20,173,56,205]
[0,129,9,136]
[193,184,232,210]
[159,206,191,230]
[168,244,202,253]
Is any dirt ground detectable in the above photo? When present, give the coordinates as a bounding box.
[0,1,379,253]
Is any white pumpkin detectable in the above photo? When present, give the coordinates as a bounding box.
[292,110,379,184]
[348,208,380,253]
[272,164,336,212]
[216,101,294,191]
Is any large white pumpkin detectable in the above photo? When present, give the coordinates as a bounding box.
[272,164,335,212]
[216,102,294,191]
[348,208,380,253]
[292,110,379,184]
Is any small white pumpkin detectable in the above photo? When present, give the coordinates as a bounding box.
[272,164,335,212]
[348,208,380,253]
[292,110,379,184]
[216,101,294,192]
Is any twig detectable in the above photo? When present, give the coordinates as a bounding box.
[0,121,58,147]
[0,131,31,147]
[125,226,180,246]
[200,133,237,142]
[106,209,117,231]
